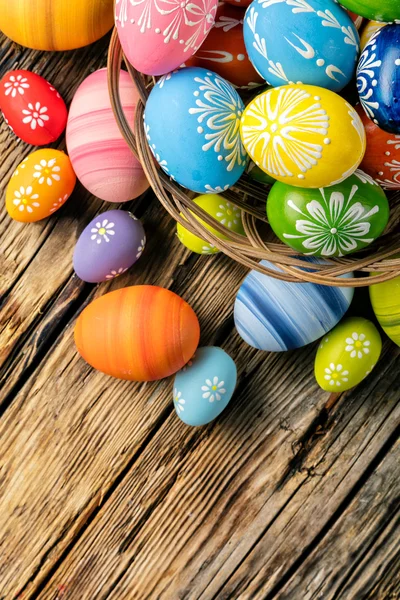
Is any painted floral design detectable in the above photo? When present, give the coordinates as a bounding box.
[4,74,30,97]
[117,0,216,52]
[353,169,378,186]
[136,237,146,258]
[106,267,128,279]
[201,376,226,402]
[324,363,349,387]
[22,102,50,130]
[174,389,185,413]
[13,186,40,213]
[247,2,357,85]
[90,219,116,244]
[33,158,61,186]
[241,87,330,178]
[204,184,230,193]
[283,184,379,256]
[356,32,382,123]
[345,332,371,359]
[50,194,69,213]
[202,243,218,254]
[216,201,240,229]
[188,73,247,172]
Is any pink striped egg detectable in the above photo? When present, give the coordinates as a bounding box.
[115,0,218,76]
[66,69,149,203]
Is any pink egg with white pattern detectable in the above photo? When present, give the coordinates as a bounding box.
[66,68,149,203]
[115,0,218,76]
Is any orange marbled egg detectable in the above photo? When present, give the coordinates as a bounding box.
[74,286,200,382]
[186,3,263,89]
[357,104,400,190]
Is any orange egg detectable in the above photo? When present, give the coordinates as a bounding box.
[6,149,76,222]
[74,286,200,381]
[186,4,264,89]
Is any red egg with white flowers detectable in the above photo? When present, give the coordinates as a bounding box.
[356,104,400,190]
[186,3,264,89]
[0,70,67,146]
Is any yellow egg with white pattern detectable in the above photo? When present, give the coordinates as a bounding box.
[240,84,366,189]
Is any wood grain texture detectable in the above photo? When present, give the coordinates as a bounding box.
[36,344,399,600]
[1,28,400,600]
[278,439,400,600]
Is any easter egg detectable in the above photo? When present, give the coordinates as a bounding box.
[115,0,218,76]
[177,194,244,254]
[234,258,354,352]
[74,286,200,381]
[338,0,399,22]
[369,274,400,346]
[144,67,247,194]
[360,20,386,51]
[356,104,400,190]
[73,210,146,283]
[267,170,389,257]
[315,317,381,391]
[348,10,364,30]
[67,69,148,203]
[247,162,275,185]
[6,149,76,223]
[240,84,366,188]
[243,0,359,92]
[186,4,263,89]
[0,0,114,51]
[357,24,400,134]
[173,347,237,426]
[0,71,67,146]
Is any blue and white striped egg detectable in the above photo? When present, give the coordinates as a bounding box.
[243,0,359,92]
[173,347,237,426]
[234,259,354,352]
[144,67,248,194]
[357,24,400,134]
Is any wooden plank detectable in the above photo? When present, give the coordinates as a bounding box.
[0,230,250,599]
[0,32,149,404]
[35,344,399,600]
[0,33,111,296]
[277,439,400,600]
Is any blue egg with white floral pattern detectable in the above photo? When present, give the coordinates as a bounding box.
[234,257,354,352]
[357,24,400,134]
[144,67,248,194]
[243,0,359,92]
[73,209,146,283]
[173,347,237,426]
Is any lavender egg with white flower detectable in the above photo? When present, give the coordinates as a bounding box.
[173,347,237,426]
[73,209,146,283]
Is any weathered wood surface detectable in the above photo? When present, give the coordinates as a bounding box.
[0,30,399,600]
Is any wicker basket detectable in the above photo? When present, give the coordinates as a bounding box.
[107,29,400,287]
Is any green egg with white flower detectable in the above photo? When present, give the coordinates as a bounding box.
[267,170,389,258]
[315,317,382,392]
[176,193,244,255]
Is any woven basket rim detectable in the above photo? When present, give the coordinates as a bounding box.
[107,28,400,288]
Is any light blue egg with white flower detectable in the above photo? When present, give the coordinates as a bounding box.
[144,67,248,194]
[173,347,237,426]
[234,258,354,352]
[243,0,359,92]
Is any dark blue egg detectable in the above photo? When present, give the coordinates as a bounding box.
[357,24,400,134]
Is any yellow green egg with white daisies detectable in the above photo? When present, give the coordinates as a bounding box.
[315,317,382,392]
[176,194,244,255]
